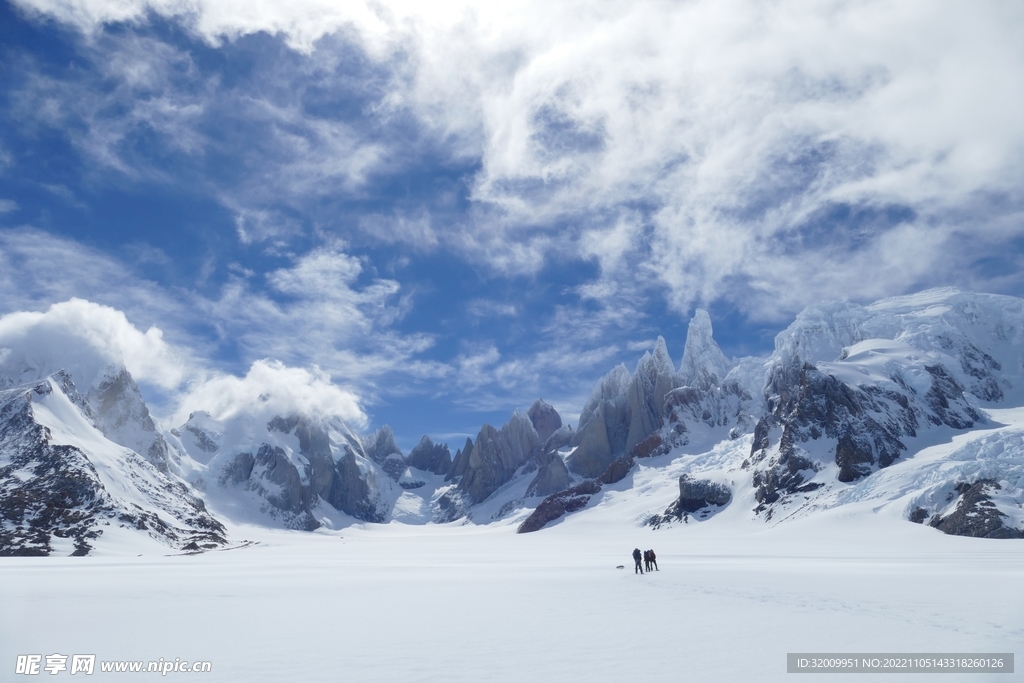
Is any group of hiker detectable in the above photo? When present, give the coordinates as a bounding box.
[631,547,658,574]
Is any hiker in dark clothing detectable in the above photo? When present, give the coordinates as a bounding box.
[642,549,651,572]
[632,547,644,574]
[648,549,658,571]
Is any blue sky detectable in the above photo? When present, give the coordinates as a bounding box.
[1,0,1023,450]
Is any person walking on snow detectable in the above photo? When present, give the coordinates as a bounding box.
[648,549,658,571]
[632,547,644,574]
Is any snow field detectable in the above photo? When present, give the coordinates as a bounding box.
[2,514,1022,683]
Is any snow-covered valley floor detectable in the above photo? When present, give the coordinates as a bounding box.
[3,511,1022,682]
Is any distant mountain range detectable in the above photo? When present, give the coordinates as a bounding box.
[3,287,1023,555]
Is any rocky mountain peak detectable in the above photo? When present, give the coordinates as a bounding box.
[363,424,402,463]
[527,399,562,443]
[407,435,451,475]
[88,366,176,473]
[679,309,732,389]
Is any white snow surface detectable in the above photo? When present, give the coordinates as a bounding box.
[4,398,1024,681]
[2,500,1021,682]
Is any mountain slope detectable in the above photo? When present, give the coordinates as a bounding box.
[0,372,225,555]
[520,289,1024,538]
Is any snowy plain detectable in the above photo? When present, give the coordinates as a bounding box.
[3,495,1022,682]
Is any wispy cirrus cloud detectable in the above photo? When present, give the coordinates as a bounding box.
[14,0,1024,314]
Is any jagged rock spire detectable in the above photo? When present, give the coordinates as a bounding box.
[679,309,733,389]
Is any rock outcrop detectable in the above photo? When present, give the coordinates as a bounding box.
[526,452,570,498]
[446,437,475,482]
[407,436,452,475]
[88,367,178,474]
[517,480,602,533]
[458,411,541,504]
[363,425,406,481]
[624,337,678,455]
[567,365,631,478]
[928,481,1024,539]
[527,399,563,443]
[646,475,733,528]
[748,354,982,510]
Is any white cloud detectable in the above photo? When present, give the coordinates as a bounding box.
[171,359,367,427]
[0,199,18,213]
[466,298,518,319]
[0,298,192,390]
[19,0,1019,312]
[200,246,444,385]
[0,297,370,429]
[0,228,190,330]
[0,228,445,417]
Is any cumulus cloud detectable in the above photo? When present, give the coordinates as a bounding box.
[0,298,192,390]
[0,295,371,429]
[172,359,367,427]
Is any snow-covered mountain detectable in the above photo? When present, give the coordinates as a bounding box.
[172,411,398,530]
[2,287,1023,555]
[0,371,225,555]
[521,288,1024,538]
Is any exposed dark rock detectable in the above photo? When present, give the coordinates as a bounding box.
[220,416,387,526]
[596,433,670,486]
[929,480,1023,539]
[407,436,452,475]
[948,336,1004,402]
[749,355,981,511]
[434,488,469,523]
[185,424,219,453]
[923,365,982,429]
[267,415,300,434]
[326,449,386,523]
[599,455,635,485]
[517,480,603,533]
[835,431,877,483]
[220,452,255,486]
[0,378,226,555]
[446,437,475,482]
[458,412,540,504]
[677,475,732,512]
[492,499,525,520]
[252,444,308,515]
[363,425,405,481]
[909,507,928,524]
[646,475,733,529]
